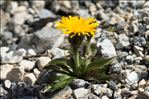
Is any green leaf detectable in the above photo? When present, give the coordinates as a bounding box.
[44,58,69,69]
[86,57,115,72]
[85,69,112,81]
[44,58,72,74]
[50,75,73,92]
[90,43,97,57]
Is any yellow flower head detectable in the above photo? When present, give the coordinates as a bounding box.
[56,16,99,37]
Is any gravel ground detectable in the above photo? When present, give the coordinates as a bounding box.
[0,0,149,99]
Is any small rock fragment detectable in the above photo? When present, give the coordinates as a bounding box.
[24,73,36,86]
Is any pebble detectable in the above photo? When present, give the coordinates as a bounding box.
[38,9,56,19]
[13,11,28,25]
[19,60,35,71]
[144,86,149,96]
[125,71,139,85]
[101,95,109,99]
[33,68,41,78]
[52,87,72,99]
[108,80,117,90]
[73,87,89,99]
[51,48,69,59]
[24,73,37,86]
[116,34,130,49]
[70,79,86,89]
[4,80,11,89]
[32,1,45,10]
[133,45,144,57]
[6,67,24,82]
[97,39,116,58]
[27,49,36,56]
[31,27,65,52]
[37,57,51,70]
[139,79,146,86]
[133,37,146,46]
[87,93,100,99]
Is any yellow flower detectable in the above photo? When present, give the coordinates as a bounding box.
[56,16,99,37]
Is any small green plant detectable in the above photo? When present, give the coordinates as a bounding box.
[43,16,114,92]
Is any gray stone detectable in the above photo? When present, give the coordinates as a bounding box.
[31,27,65,52]
[19,60,35,71]
[52,87,72,99]
[111,62,122,72]
[70,79,86,89]
[13,24,25,36]
[133,37,146,46]
[116,34,130,49]
[76,9,90,17]
[38,9,56,19]
[2,31,13,40]
[32,1,45,10]
[51,48,69,59]
[87,93,100,99]
[13,11,28,25]
[97,39,116,58]
[37,57,51,70]
[24,73,37,86]
[0,64,14,80]
[27,49,36,56]
[125,71,139,85]
[1,48,26,64]
[91,84,112,97]
[144,86,149,96]
[7,67,24,82]
[73,87,89,99]
[108,80,117,90]
[0,47,10,59]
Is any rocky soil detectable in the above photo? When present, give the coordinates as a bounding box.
[0,0,149,99]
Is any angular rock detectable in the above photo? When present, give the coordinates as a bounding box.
[70,79,86,89]
[19,60,35,71]
[32,1,45,10]
[6,67,24,82]
[31,27,65,52]
[13,11,28,25]
[125,71,139,85]
[133,45,144,57]
[38,9,56,19]
[87,93,100,99]
[116,34,130,49]
[101,95,109,99]
[1,48,26,63]
[73,87,89,99]
[52,87,72,99]
[37,57,51,70]
[33,68,41,78]
[24,73,36,86]
[133,37,146,46]
[27,49,36,56]
[51,48,69,59]
[97,39,116,58]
